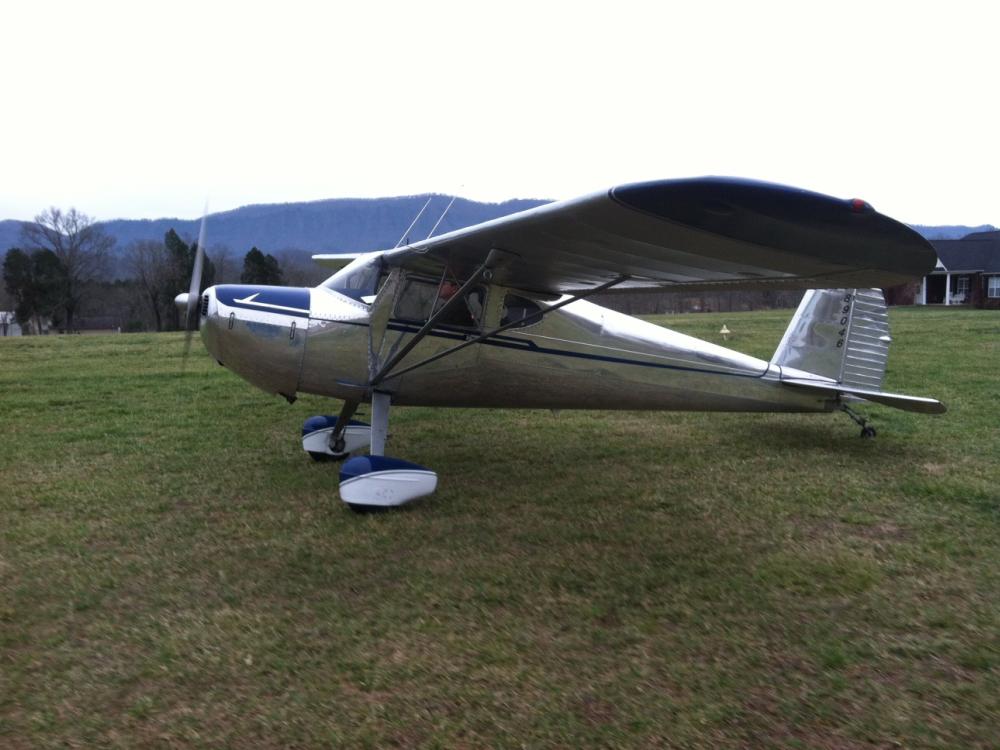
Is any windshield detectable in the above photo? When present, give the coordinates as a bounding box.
[321,255,384,302]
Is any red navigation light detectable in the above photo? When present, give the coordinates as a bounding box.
[850,198,869,213]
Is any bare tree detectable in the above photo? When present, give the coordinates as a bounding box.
[211,245,235,283]
[276,249,327,287]
[125,239,170,331]
[20,207,114,331]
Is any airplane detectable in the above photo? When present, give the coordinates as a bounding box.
[174,177,945,511]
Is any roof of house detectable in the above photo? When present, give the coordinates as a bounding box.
[931,231,1000,273]
[960,230,1000,241]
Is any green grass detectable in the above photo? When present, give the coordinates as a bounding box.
[1,306,998,748]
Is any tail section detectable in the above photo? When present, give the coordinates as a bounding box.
[772,288,890,389]
[772,289,945,414]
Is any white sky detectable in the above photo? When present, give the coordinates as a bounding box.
[1,0,997,225]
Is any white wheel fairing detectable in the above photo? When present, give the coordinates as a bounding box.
[338,456,438,507]
[339,470,438,507]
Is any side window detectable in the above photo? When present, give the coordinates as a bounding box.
[501,295,543,328]
[394,278,485,330]
[322,255,384,301]
[394,279,439,322]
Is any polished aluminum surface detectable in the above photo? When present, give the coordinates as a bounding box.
[772,288,890,391]
[196,178,941,417]
[197,275,942,417]
[200,287,305,398]
[383,293,828,412]
[289,280,830,414]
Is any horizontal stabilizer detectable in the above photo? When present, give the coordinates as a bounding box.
[781,378,946,414]
[312,253,365,270]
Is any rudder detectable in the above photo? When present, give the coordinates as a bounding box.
[771,288,891,390]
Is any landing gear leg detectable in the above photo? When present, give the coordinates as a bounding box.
[340,390,438,512]
[303,400,372,462]
[370,390,390,456]
[841,403,876,439]
[344,391,392,513]
[327,399,360,459]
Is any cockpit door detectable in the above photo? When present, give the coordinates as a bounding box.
[367,268,404,383]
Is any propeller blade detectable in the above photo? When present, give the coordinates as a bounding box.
[181,204,208,368]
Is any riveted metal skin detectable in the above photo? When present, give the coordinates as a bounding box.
[195,178,941,417]
[200,277,834,413]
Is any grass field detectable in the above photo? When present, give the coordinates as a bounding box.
[1,306,998,748]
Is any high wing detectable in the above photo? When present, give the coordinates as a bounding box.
[350,178,936,295]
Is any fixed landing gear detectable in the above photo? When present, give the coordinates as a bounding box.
[308,433,349,462]
[841,403,877,439]
[301,402,371,461]
[306,392,438,512]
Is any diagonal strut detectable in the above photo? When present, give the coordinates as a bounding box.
[377,274,630,384]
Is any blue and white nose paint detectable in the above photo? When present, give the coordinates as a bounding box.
[214,285,311,319]
[201,285,311,399]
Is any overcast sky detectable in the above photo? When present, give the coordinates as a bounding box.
[2,0,996,226]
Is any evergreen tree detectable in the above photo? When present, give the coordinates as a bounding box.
[2,247,66,333]
[240,247,283,285]
[163,229,215,330]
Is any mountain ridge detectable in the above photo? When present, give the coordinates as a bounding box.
[1,198,996,278]
[0,195,550,276]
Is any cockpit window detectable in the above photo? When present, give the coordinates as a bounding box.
[501,294,543,328]
[322,255,384,302]
[394,277,485,330]
[394,279,439,322]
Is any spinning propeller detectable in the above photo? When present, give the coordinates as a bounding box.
[174,207,209,369]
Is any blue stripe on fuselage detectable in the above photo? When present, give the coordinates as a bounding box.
[340,318,765,380]
[216,285,311,318]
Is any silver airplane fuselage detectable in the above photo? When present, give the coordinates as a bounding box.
[196,277,833,415]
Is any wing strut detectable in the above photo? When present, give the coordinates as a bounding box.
[394,197,433,249]
[370,250,499,386]
[372,274,629,385]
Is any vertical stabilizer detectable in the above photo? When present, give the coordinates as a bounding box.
[771,289,890,389]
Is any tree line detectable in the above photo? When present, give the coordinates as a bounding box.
[2,207,301,333]
[3,205,818,335]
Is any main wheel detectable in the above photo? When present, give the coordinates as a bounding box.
[860,425,877,439]
[346,503,390,514]
[308,450,350,462]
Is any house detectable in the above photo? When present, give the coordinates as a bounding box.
[0,313,53,335]
[0,311,22,336]
[917,230,1000,308]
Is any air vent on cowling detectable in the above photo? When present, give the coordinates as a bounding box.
[201,294,209,317]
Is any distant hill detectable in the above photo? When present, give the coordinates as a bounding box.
[0,195,550,277]
[2,199,996,278]
[909,224,998,240]
[0,221,22,255]
[100,195,550,256]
